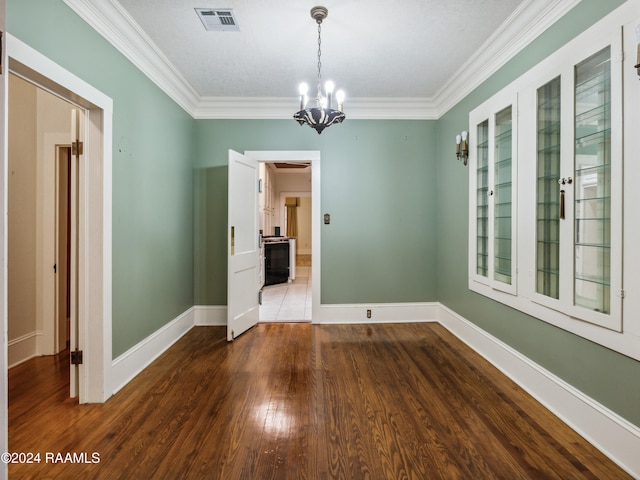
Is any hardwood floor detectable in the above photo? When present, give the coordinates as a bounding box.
[8,323,632,479]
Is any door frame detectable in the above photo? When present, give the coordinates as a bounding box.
[6,34,113,403]
[245,151,320,322]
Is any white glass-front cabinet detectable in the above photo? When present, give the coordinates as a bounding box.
[528,38,623,331]
[468,25,623,332]
[469,90,518,296]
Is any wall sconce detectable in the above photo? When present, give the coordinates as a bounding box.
[455,131,468,166]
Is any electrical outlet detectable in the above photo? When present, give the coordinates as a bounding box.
[366,309,371,318]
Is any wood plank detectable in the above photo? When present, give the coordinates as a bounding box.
[7,323,633,479]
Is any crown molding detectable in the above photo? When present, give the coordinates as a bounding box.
[434,0,582,117]
[63,0,580,120]
[194,96,439,120]
[343,98,439,120]
[63,0,200,115]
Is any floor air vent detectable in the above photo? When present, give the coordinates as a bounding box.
[195,8,240,32]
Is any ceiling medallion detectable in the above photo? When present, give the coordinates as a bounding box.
[293,6,345,134]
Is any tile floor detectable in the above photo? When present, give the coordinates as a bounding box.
[259,266,312,322]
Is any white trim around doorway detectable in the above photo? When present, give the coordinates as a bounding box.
[7,34,113,403]
[245,151,321,323]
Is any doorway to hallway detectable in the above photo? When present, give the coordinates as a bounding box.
[6,35,113,404]
[258,161,312,323]
[232,150,320,325]
[7,73,76,398]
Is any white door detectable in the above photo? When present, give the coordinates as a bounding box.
[227,150,260,341]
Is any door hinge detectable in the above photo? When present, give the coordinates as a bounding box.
[259,290,262,305]
[70,349,83,365]
[53,263,57,273]
[617,289,626,298]
[71,140,84,156]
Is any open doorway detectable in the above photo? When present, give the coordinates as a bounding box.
[7,73,77,397]
[6,34,113,404]
[258,161,312,322]
[236,150,320,325]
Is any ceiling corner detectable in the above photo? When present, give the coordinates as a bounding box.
[63,0,200,116]
[434,0,582,118]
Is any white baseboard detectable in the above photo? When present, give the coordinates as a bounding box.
[193,305,227,326]
[8,331,40,368]
[437,304,640,479]
[316,302,439,324]
[111,308,195,395]
[194,302,439,326]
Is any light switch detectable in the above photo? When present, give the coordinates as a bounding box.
[324,213,330,224]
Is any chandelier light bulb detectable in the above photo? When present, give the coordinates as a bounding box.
[325,80,334,93]
[324,80,334,108]
[299,83,309,109]
[461,131,468,141]
[336,90,345,111]
[456,134,462,145]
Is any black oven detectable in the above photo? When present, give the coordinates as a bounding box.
[264,241,289,286]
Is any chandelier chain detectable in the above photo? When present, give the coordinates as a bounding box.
[316,22,322,105]
[293,6,345,134]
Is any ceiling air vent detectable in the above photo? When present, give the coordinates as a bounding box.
[195,8,240,32]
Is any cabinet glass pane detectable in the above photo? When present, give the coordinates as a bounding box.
[574,47,611,314]
[536,76,561,298]
[476,120,489,277]
[494,107,512,285]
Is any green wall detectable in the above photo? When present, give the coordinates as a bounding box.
[437,0,640,427]
[7,0,639,429]
[193,119,439,305]
[8,0,196,358]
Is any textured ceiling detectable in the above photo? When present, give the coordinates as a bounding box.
[115,0,526,100]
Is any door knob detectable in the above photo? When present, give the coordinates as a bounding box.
[558,177,573,185]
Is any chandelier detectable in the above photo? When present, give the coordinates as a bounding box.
[293,6,345,134]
